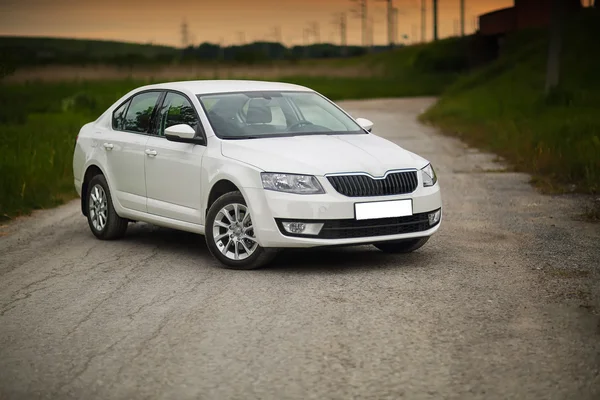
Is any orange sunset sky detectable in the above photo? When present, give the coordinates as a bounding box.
[0,0,514,47]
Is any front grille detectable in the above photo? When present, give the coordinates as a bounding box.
[327,171,418,197]
[276,211,436,240]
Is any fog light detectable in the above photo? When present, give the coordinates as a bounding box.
[282,222,324,235]
[428,209,441,226]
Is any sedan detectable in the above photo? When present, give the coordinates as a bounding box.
[73,80,442,269]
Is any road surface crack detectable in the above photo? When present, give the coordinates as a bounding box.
[54,333,128,396]
[116,314,171,379]
[0,284,51,316]
[65,247,159,336]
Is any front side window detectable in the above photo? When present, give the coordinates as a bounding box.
[197,91,363,139]
[123,91,161,133]
[112,99,130,130]
[157,92,200,136]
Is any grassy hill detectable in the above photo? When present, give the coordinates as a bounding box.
[422,8,600,194]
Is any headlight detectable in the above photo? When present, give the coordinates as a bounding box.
[421,163,437,187]
[261,173,325,194]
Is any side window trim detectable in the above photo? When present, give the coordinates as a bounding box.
[149,91,167,136]
[111,90,163,135]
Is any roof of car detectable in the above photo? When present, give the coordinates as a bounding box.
[138,80,313,95]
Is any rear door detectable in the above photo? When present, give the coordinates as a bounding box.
[102,91,162,212]
[144,91,206,224]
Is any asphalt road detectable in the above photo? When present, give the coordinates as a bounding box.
[1,98,599,400]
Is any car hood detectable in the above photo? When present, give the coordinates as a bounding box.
[220,133,428,176]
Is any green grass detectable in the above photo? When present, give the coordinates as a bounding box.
[0,80,141,220]
[422,9,600,194]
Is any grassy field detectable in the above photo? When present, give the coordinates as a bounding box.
[422,9,600,194]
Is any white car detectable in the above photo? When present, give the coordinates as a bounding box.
[73,80,442,269]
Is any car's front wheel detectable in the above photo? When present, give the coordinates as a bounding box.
[374,237,430,254]
[205,191,278,270]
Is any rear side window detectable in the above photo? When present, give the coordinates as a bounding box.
[112,100,130,130]
[122,92,161,133]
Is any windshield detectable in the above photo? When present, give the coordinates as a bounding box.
[197,91,365,139]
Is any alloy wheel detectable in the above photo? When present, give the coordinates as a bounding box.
[89,184,108,231]
[212,203,258,261]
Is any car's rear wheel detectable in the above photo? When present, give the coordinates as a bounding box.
[374,237,430,254]
[86,174,128,240]
[205,191,278,269]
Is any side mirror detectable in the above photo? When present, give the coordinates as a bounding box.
[165,124,204,145]
[355,117,374,132]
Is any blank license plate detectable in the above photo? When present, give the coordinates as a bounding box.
[354,199,413,220]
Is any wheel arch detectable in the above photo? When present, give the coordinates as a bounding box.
[206,179,241,215]
[81,164,105,216]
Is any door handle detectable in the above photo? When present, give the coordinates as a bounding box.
[103,143,114,150]
[145,149,158,157]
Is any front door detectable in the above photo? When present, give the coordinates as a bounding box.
[145,92,206,225]
[103,91,161,212]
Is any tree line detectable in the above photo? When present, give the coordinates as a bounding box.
[0,38,396,68]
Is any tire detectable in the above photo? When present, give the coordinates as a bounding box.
[205,191,278,270]
[86,174,128,240]
[374,236,430,254]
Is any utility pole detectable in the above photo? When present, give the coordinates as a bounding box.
[237,31,246,45]
[335,12,348,54]
[181,20,189,48]
[369,16,374,47]
[351,0,369,48]
[460,0,465,36]
[386,0,394,47]
[421,0,426,42]
[341,13,347,48]
[218,38,225,61]
[303,28,310,58]
[394,8,400,45]
[546,0,563,93]
[433,0,439,41]
[311,21,321,44]
[363,0,368,47]
[273,26,282,44]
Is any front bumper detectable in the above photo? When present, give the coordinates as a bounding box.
[243,181,442,248]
